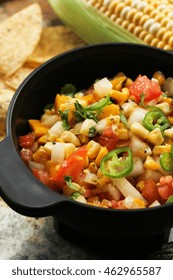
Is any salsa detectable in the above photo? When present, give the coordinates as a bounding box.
[18,71,173,209]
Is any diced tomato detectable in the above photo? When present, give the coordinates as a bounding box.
[158,176,173,200]
[52,145,88,189]
[94,126,118,151]
[18,134,34,148]
[129,75,162,103]
[32,169,57,191]
[111,200,126,209]
[82,188,93,198]
[141,179,161,205]
[98,192,112,201]
[20,148,33,162]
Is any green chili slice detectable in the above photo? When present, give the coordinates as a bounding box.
[160,152,173,172]
[84,95,111,111]
[171,144,173,160]
[100,147,133,178]
[143,107,170,131]
[166,195,173,204]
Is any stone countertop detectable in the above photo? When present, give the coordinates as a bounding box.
[0,198,96,260]
[1,197,173,260]
[1,0,173,261]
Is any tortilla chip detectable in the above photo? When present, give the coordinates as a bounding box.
[0,87,15,117]
[26,26,85,67]
[0,3,42,78]
[0,80,10,91]
[0,87,15,136]
[4,66,34,90]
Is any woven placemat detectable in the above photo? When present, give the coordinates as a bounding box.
[150,242,173,260]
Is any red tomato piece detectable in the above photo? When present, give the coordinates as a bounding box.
[129,75,162,103]
[111,200,126,209]
[20,148,33,162]
[52,145,88,189]
[94,126,118,151]
[32,169,57,191]
[158,176,173,200]
[18,134,34,148]
[141,179,161,205]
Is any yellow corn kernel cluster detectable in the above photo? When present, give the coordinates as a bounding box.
[85,0,173,50]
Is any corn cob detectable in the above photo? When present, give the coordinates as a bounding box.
[49,0,173,50]
[88,0,173,50]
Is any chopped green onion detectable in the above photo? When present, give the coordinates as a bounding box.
[70,192,81,200]
[64,176,79,191]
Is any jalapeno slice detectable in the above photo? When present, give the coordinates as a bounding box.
[100,147,133,178]
[171,144,173,160]
[160,152,173,172]
[143,107,170,131]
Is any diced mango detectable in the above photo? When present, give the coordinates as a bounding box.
[78,93,94,105]
[54,94,72,111]
[29,119,49,139]
[110,88,129,105]
[45,160,60,177]
[37,134,48,145]
[97,104,120,120]
[168,116,173,125]
[32,146,50,163]
[111,75,126,91]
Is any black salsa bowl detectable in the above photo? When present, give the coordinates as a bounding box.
[1,43,173,246]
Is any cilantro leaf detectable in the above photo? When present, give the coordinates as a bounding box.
[139,92,145,106]
[74,95,112,122]
[59,109,70,130]
[120,111,129,129]
[60,84,76,97]
[44,103,54,111]
[89,126,97,137]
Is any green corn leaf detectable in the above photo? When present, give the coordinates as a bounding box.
[48,0,143,44]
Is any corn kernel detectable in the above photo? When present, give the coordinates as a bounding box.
[164,127,173,139]
[153,144,171,155]
[130,121,149,140]
[144,156,160,170]
[118,128,129,140]
[147,128,164,145]
[110,88,129,105]
[168,116,173,125]
[87,140,101,159]
[95,146,108,167]
[136,181,145,191]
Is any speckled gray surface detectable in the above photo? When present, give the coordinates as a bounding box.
[0,197,173,260]
[0,198,97,260]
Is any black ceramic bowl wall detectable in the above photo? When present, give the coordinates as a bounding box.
[1,43,173,240]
